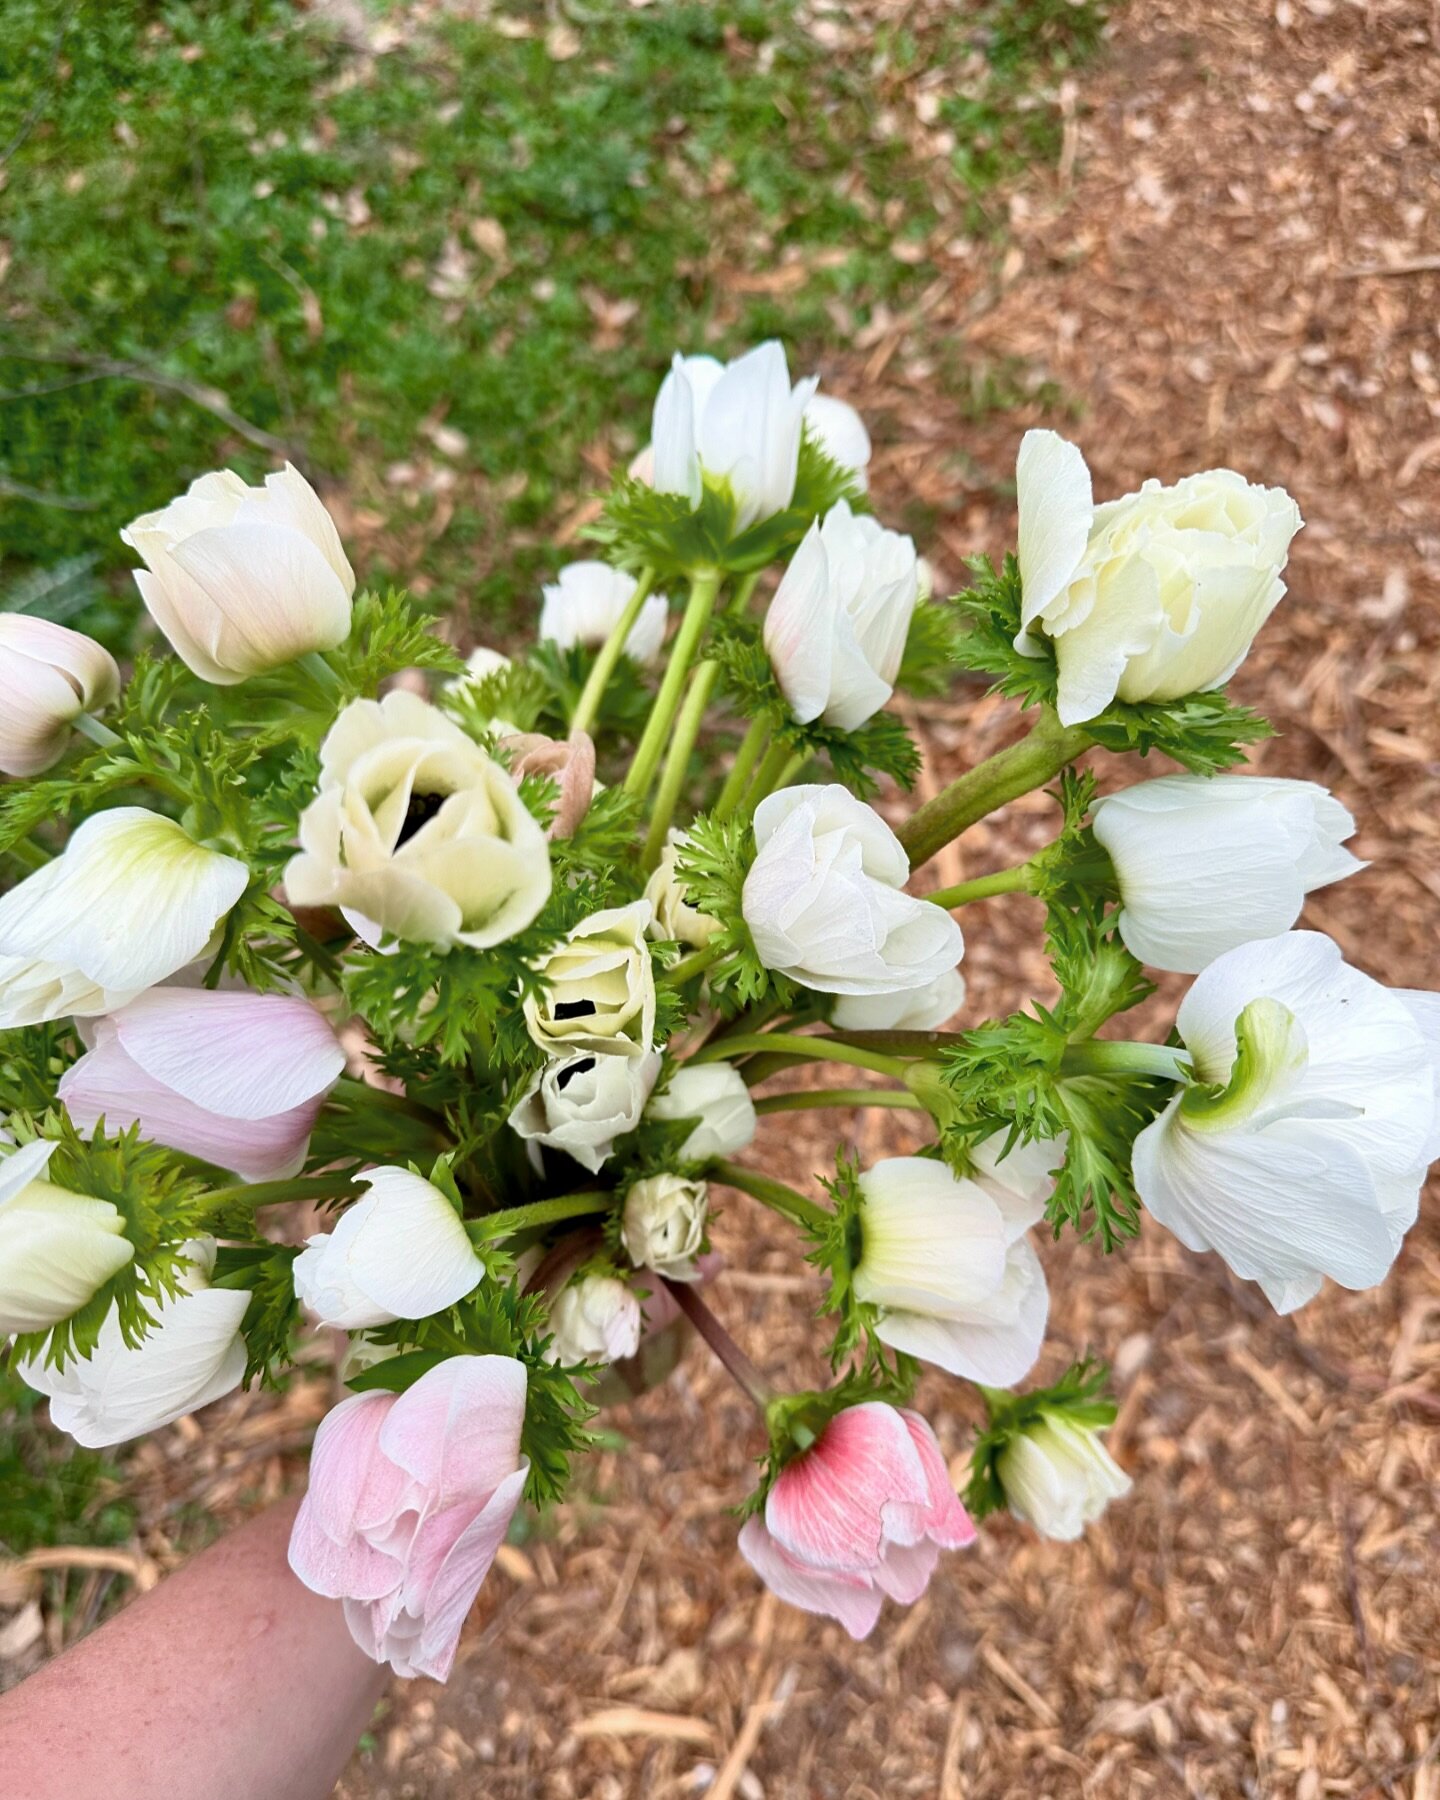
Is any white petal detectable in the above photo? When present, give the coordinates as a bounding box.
[1015,429,1094,629]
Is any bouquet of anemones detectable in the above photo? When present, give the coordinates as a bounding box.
[2,343,1433,1679]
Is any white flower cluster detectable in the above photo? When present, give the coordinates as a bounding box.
[0,338,1434,1678]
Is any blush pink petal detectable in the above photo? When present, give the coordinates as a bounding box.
[765,1401,929,1574]
[737,1516,884,1641]
[378,1354,528,1511]
[405,1462,530,1681]
[110,987,345,1116]
[59,1029,326,1183]
[870,1537,942,1606]
[288,1393,409,1602]
[288,1355,529,1682]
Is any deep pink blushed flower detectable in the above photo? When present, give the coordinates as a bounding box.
[288,1355,529,1682]
[738,1403,974,1639]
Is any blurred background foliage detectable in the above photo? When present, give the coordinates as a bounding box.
[0,0,1100,642]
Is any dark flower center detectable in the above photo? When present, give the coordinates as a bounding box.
[396,789,447,847]
[556,1056,597,1091]
[553,999,598,1020]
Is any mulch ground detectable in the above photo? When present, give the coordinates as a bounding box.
[5,1,1437,1794]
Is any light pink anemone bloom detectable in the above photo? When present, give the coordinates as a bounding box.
[288,1355,529,1682]
[738,1402,975,1639]
[58,987,344,1182]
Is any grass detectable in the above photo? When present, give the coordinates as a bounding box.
[0,1367,134,1557]
[0,0,1104,644]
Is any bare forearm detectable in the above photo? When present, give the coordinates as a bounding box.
[0,1496,387,1800]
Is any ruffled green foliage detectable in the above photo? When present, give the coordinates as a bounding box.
[937,775,1168,1248]
[593,432,863,579]
[809,1150,881,1369]
[948,554,1273,775]
[672,814,796,1013]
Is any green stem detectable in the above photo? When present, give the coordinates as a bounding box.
[331,1075,440,1123]
[690,1031,906,1078]
[3,837,49,872]
[742,738,795,816]
[570,565,657,736]
[471,1189,612,1242]
[644,656,721,867]
[898,707,1091,869]
[728,570,761,615]
[754,1088,924,1115]
[1060,1040,1194,1082]
[712,1159,829,1233]
[206,1173,364,1210]
[662,941,726,986]
[926,861,1038,908]
[297,650,343,698]
[713,716,770,822]
[625,567,721,804]
[662,1277,774,1414]
[72,711,122,750]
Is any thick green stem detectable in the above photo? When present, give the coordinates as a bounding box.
[714,716,770,822]
[742,738,795,816]
[471,1189,612,1241]
[728,570,762,616]
[331,1075,440,1123]
[662,1277,773,1414]
[754,1088,924,1115]
[297,650,343,698]
[625,568,721,804]
[3,837,49,872]
[570,565,657,736]
[644,656,721,867]
[206,1174,364,1210]
[662,941,727,987]
[926,861,1038,908]
[691,1031,906,1078]
[712,1160,829,1233]
[72,711,122,750]
[1060,1040,1193,1082]
[898,707,1091,869]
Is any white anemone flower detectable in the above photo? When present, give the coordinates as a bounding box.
[1133,931,1440,1312]
[651,342,817,529]
[742,785,963,996]
[1091,775,1362,973]
[1014,430,1302,726]
[853,1136,1056,1386]
[284,690,552,952]
[0,808,249,1028]
[121,464,354,685]
[19,1238,249,1448]
[763,502,919,731]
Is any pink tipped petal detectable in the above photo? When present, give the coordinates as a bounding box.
[112,988,345,1117]
[765,1403,928,1574]
[899,1412,977,1550]
[737,1516,884,1641]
